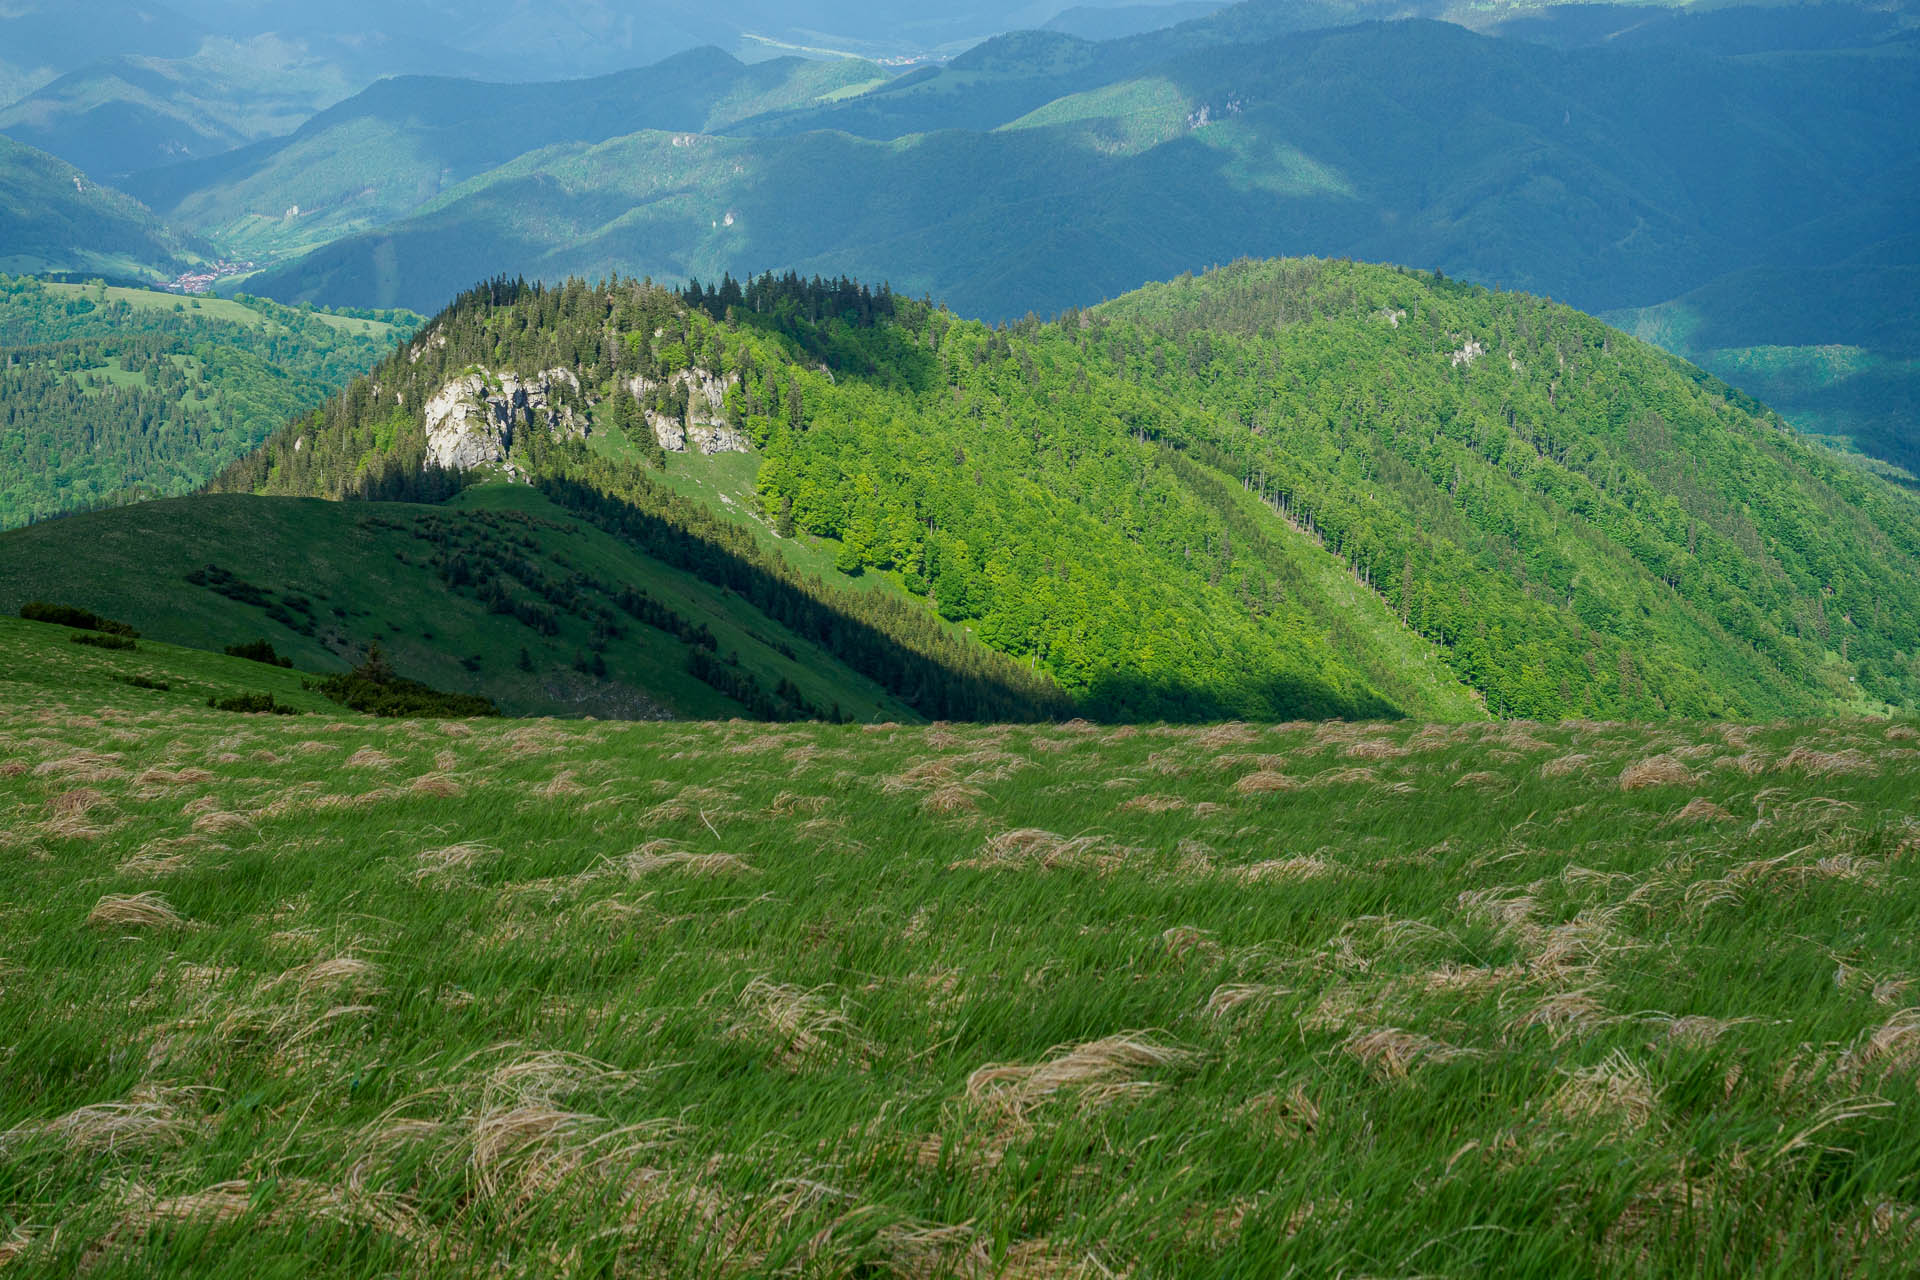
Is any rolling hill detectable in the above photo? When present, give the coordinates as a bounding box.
[139,258,1920,724]
[0,134,202,280]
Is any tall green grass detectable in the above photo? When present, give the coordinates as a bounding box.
[2,621,1918,1275]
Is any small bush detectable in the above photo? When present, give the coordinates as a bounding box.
[225,638,293,668]
[21,601,139,637]
[70,633,136,651]
[315,644,498,719]
[117,674,171,692]
[208,692,300,715]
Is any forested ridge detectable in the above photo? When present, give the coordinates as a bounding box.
[0,275,416,527]
[216,259,1920,721]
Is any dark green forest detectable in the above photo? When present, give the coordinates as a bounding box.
[215,260,1920,722]
[0,275,417,526]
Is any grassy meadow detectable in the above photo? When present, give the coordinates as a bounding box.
[3,619,1920,1276]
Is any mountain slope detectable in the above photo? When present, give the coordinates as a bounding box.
[0,483,1042,723]
[212,261,1920,720]
[0,275,418,527]
[0,134,201,279]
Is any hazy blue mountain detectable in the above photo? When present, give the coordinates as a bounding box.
[1045,2,1231,39]
[125,51,884,264]
[244,20,1919,320]
[0,133,202,279]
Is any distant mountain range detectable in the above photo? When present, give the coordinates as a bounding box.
[2,0,1916,473]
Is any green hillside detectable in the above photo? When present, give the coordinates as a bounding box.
[0,482,1053,723]
[5,623,1920,1275]
[0,134,200,280]
[1607,260,1920,479]
[208,261,1920,722]
[0,274,419,527]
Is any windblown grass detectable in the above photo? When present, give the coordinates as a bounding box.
[2,631,1919,1274]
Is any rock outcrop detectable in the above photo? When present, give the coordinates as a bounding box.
[627,368,748,455]
[424,368,585,471]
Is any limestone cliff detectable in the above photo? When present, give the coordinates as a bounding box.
[423,368,585,471]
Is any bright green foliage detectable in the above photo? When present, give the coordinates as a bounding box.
[3,638,1919,1276]
[0,274,419,527]
[213,261,1920,722]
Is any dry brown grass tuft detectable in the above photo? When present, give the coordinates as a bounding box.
[922,783,986,815]
[770,791,831,817]
[1619,755,1696,790]
[727,977,870,1068]
[33,750,125,782]
[620,847,753,877]
[5,1085,206,1153]
[1841,1010,1920,1081]
[1312,767,1379,787]
[1206,984,1290,1019]
[1234,770,1301,795]
[46,787,110,817]
[190,810,254,836]
[87,892,186,931]
[1540,753,1592,778]
[1343,1028,1473,1078]
[1552,1049,1659,1129]
[1780,747,1878,777]
[1508,989,1612,1042]
[538,770,588,799]
[275,956,384,997]
[1666,798,1735,825]
[1343,739,1410,761]
[1119,793,1187,814]
[416,842,498,880]
[410,772,462,798]
[967,1034,1196,1121]
[1229,857,1333,883]
[344,747,400,770]
[952,828,1118,873]
[133,766,217,788]
[1452,771,1504,790]
[1195,723,1259,748]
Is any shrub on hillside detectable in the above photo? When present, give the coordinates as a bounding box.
[225,638,293,668]
[313,645,498,719]
[207,692,300,715]
[21,601,139,637]
[70,633,136,651]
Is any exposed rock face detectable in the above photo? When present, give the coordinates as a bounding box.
[424,368,585,471]
[627,368,748,455]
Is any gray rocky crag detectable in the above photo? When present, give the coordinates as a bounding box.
[423,367,585,471]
